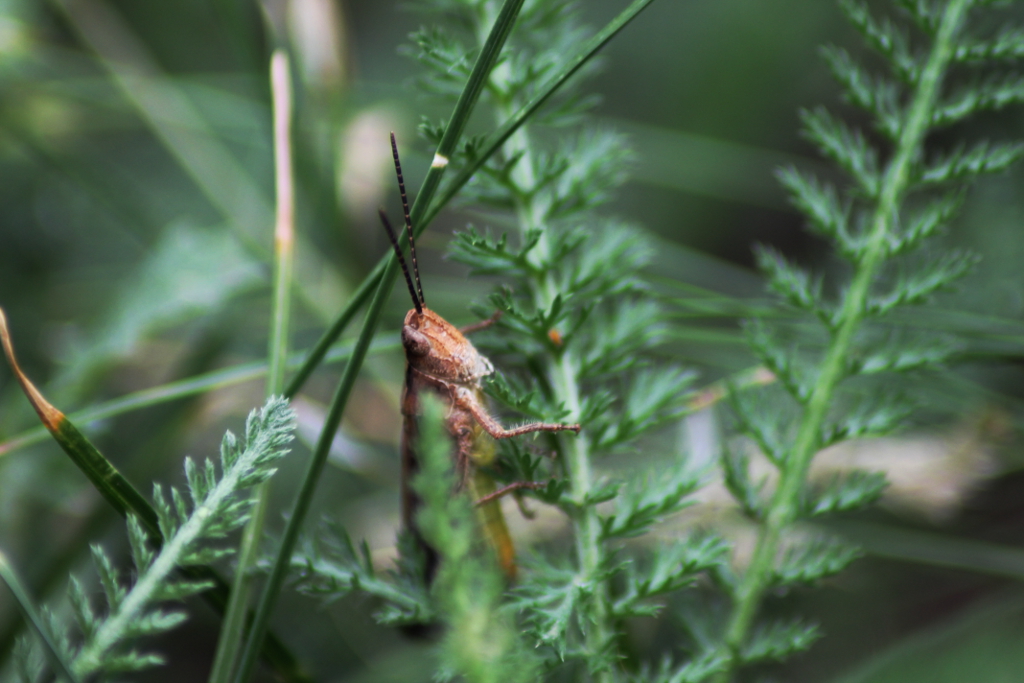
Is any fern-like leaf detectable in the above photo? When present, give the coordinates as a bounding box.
[919,140,1024,185]
[806,470,888,516]
[599,469,701,540]
[772,536,862,586]
[740,618,821,664]
[843,0,919,81]
[71,397,295,678]
[867,250,979,314]
[800,106,880,196]
[822,45,903,139]
[290,523,433,626]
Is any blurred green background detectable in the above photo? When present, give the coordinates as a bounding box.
[4,0,1024,680]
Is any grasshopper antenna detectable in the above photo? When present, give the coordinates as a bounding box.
[379,208,423,314]
[390,132,425,307]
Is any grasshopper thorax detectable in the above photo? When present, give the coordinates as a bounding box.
[402,307,494,383]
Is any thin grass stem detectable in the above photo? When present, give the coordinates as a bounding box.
[209,50,296,683]
[0,338,397,458]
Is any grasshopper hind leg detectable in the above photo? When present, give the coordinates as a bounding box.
[454,386,581,438]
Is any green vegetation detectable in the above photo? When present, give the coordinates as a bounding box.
[3,0,1024,682]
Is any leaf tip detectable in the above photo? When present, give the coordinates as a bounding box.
[0,307,65,432]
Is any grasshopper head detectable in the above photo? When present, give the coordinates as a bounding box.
[402,307,493,383]
[377,136,492,383]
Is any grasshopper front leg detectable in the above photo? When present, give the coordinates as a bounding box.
[458,310,502,335]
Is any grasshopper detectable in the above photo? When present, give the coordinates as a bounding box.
[379,134,580,580]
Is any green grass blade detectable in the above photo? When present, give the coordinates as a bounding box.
[0,337,397,458]
[419,0,659,229]
[230,2,529,680]
[827,520,1024,582]
[0,549,80,683]
[1,309,161,534]
[231,258,400,683]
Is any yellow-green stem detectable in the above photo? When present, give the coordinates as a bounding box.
[713,1,971,679]
[209,50,295,683]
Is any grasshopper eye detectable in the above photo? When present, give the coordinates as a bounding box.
[402,326,432,357]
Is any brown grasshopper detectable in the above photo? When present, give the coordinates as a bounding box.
[379,133,580,580]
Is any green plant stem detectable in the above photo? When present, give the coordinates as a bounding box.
[209,50,295,683]
[0,549,80,683]
[229,3,527,681]
[478,6,612,680]
[554,350,611,680]
[713,0,970,678]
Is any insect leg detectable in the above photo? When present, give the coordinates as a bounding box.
[447,407,478,492]
[454,387,581,437]
[474,480,547,507]
[513,490,538,519]
[458,310,503,335]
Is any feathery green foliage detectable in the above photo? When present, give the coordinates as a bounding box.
[6,0,1024,680]
[295,0,722,679]
[290,0,1024,679]
[10,398,295,681]
[706,0,1024,680]
[292,524,433,627]
[435,2,712,677]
